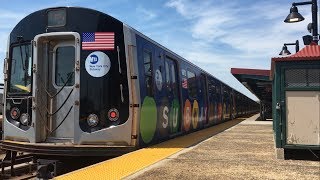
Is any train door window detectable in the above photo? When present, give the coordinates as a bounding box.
[165,61,171,91]
[200,74,207,100]
[223,87,228,101]
[181,69,187,89]
[143,50,153,96]
[208,79,213,99]
[216,83,221,98]
[54,46,75,86]
[165,57,179,97]
[187,70,197,98]
[171,63,178,96]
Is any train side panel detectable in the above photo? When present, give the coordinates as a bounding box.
[135,34,259,147]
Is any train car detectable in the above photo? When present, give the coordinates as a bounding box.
[1,7,258,165]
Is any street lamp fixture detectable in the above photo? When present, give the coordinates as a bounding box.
[284,6,304,23]
[284,0,318,44]
[279,40,299,56]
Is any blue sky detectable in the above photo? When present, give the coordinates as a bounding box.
[0,0,317,100]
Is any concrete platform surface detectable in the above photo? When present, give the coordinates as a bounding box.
[127,115,320,180]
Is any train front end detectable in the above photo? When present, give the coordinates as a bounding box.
[2,7,135,156]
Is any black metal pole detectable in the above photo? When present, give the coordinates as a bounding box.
[292,0,318,44]
[284,40,299,52]
[311,0,318,44]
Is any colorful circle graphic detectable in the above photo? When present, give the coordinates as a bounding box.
[192,100,199,129]
[140,96,157,144]
[170,98,180,134]
[183,99,191,131]
[158,97,169,137]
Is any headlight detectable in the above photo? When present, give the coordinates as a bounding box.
[20,113,30,126]
[10,107,20,120]
[87,114,99,127]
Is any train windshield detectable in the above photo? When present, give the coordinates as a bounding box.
[8,44,32,94]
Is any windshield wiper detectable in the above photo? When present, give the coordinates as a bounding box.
[19,45,26,71]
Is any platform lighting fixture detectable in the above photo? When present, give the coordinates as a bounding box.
[284,0,318,44]
[279,45,291,55]
[279,40,299,56]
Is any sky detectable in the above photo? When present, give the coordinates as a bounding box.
[0,0,317,100]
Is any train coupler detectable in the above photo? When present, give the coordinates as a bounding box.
[37,159,62,179]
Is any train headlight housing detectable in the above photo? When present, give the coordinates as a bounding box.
[10,107,20,120]
[87,114,99,127]
[20,113,30,126]
[108,108,119,122]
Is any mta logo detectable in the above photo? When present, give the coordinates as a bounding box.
[90,54,99,64]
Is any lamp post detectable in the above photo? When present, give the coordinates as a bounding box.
[284,0,318,44]
[279,40,300,55]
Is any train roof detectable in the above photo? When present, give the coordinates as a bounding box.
[123,23,256,101]
[14,6,256,102]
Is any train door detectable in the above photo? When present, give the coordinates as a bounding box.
[199,74,208,126]
[153,49,168,139]
[230,91,235,119]
[33,33,80,142]
[137,37,157,145]
[164,57,181,136]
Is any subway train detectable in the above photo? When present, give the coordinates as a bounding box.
[1,7,259,158]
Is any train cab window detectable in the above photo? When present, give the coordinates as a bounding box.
[55,46,75,86]
[143,50,153,96]
[9,44,32,93]
[187,70,197,98]
[47,9,66,27]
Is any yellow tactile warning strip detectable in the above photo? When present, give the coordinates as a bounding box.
[55,118,245,180]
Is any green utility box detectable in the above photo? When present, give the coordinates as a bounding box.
[271,45,320,159]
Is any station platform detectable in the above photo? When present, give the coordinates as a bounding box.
[56,115,320,179]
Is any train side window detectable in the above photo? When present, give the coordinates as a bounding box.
[143,50,153,96]
[181,69,186,77]
[187,70,197,98]
[55,46,75,86]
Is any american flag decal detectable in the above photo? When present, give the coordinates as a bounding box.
[82,32,115,50]
[182,78,188,89]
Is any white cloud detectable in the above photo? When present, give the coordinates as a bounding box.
[0,32,8,48]
[136,6,157,20]
[0,10,26,29]
[164,0,316,100]
[165,0,311,54]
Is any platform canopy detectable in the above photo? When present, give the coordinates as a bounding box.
[231,68,272,103]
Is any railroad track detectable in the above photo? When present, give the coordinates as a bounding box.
[1,164,37,180]
[0,151,114,179]
[0,153,37,179]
